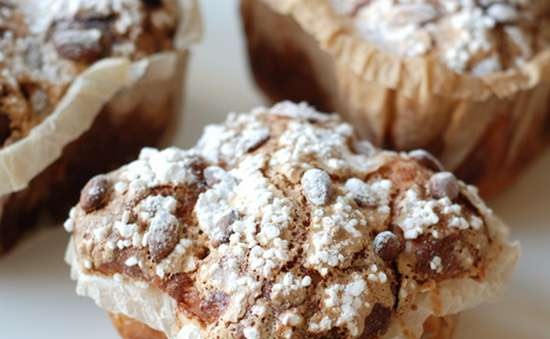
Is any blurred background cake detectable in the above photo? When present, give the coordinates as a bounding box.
[241,0,550,196]
[0,0,201,255]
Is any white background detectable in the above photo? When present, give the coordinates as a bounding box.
[1,1,549,338]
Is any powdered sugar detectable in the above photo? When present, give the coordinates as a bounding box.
[339,0,544,74]
[301,168,332,206]
[345,178,392,213]
[271,272,311,304]
[123,148,202,195]
[309,274,369,336]
[396,187,482,239]
[66,102,501,339]
[196,113,270,165]
[306,195,368,275]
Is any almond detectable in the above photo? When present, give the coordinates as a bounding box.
[80,175,111,213]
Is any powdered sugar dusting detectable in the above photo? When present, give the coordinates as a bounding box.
[123,148,203,194]
[396,187,482,239]
[306,195,368,275]
[337,0,546,74]
[66,102,500,339]
[309,274,370,336]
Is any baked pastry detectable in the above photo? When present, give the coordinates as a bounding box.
[66,102,518,339]
[0,0,201,254]
[241,0,550,195]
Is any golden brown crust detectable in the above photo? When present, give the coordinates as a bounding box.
[240,0,549,196]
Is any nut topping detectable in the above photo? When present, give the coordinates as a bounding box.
[429,172,459,200]
[301,168,331,206]
[79,175,111,213]
[408,149,444,172]
[373,231,404,261]
[52,28,104,62]
[147,213,180,262]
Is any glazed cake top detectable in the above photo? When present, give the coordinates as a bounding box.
[0,0,181,147]
[331,0,550,75]
[66,102,516,339]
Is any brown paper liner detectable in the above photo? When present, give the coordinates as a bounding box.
[0,52,189,255]
[110,313,167,339]
[108,313,457,339]
[241,0,550,196]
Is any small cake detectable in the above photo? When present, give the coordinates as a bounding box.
[66,102,518,339]
[241,0,550,195]
[0,0,201,254]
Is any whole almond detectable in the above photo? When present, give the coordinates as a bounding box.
[80,175,111,213]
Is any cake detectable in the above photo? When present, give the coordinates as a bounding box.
[240,0,550,195]
[0,0,201,254]
[65,102,518,339]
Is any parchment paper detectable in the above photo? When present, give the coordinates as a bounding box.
[0,0,202,198]
[66,240,204,339]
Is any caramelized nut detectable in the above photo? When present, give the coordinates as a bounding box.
[52,28,104,62]
[301,168,331,206]
[429,172,459,200]
[373,231,404,261]
[147,216,180,262]
[408,149,444,172]
[214,209,238,243]
[79,175,111,213]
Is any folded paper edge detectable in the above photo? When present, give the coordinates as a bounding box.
[66,239,206,339]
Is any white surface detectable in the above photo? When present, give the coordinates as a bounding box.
[0,1,549,338]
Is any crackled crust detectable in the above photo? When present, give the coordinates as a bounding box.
[0,0,181,147]
[66,102,518,339]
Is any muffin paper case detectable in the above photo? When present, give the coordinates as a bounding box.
[241,0,550,195]
[0,0,201,254]
[105,313,457,339]
[65,102,518,339]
